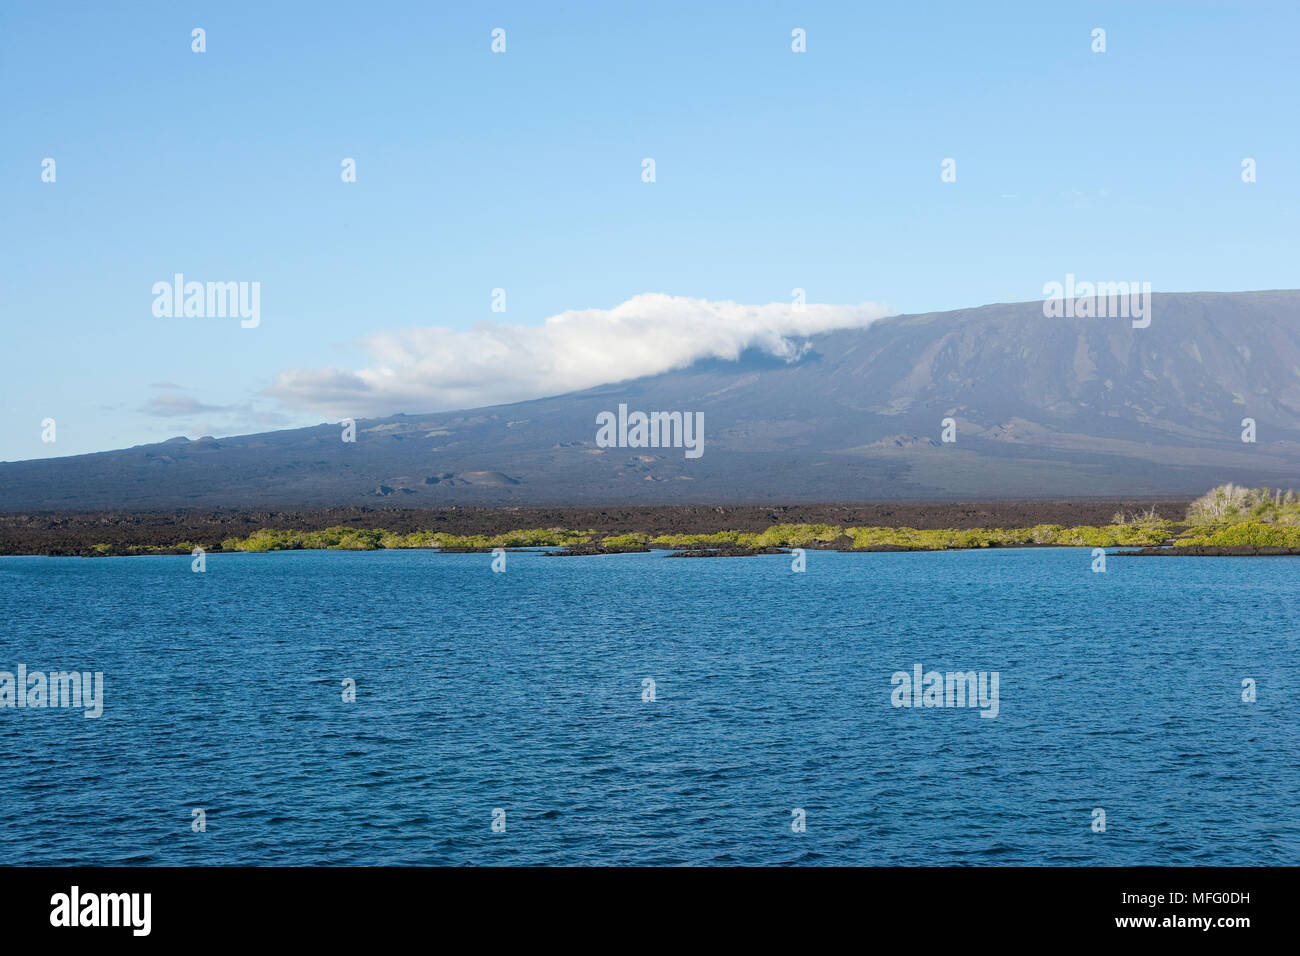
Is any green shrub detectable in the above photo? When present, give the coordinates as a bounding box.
[1179,521,1300,548]
[1188,484,1300,525]
[602,532,650,547]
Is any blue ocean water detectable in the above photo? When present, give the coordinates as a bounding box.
[0,547,1296,866]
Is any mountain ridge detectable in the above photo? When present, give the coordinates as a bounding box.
[4,290,1298,510]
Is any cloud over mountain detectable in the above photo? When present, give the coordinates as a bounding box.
[12,291,1298,511]
[267,293,894,416]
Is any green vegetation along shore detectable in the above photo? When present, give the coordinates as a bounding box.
[62,485,1300,557]
[213,521,1174,553]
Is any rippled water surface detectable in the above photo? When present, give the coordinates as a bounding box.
[0,548,1296,865]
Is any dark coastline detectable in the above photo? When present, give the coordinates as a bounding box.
[1114,545,1300,557]
[0,500,1191,556]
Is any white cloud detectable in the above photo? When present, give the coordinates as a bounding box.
[140,394,232,418]
[268,293,893,416]
[136,385,295,439]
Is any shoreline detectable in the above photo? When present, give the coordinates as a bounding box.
[6,498,1297,558]
[12,542,1300,559]
[0,502,1190,561]
[0,500,1191,557]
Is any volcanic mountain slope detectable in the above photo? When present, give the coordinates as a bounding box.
[3,290,1299,510]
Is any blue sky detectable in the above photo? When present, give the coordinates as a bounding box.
[2,0,1297,461]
